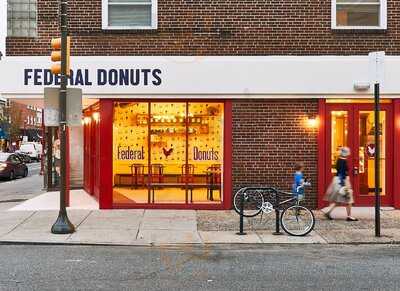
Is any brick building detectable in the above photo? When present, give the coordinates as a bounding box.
[0,99,42,150]
[1,0,400,210]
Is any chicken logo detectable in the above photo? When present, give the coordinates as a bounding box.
[163,147,173,158]
[367,144,375,158]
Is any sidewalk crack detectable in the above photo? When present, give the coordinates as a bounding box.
[255,230,264,243]
[66,210,93,240]
[0,211,37,238]
[135,210,145,240]
[314,230,329,244]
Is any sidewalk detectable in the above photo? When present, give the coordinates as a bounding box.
[0,208,323,245]
[0,193,399,245]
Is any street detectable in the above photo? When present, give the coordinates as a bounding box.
[0,162,43,204]
[0,244,398,290]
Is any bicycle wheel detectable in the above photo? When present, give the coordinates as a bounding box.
[233,189,264,217]
[280,205,315,236]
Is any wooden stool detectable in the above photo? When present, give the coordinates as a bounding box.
[130,163,145,188]
[150,164,164,183]
[179,164,195,183]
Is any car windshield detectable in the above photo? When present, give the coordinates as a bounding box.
[0,153,10,162]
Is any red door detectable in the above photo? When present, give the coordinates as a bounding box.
[326,103,393,206]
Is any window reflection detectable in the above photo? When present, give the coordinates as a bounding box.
[331,111,348,174]
[359,111,386,196]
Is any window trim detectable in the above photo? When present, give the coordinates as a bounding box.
[331,0,387,30]
[102,0,158,30]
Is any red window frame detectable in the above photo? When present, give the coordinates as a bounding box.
[318,100,396,208]
[84,99,232,210]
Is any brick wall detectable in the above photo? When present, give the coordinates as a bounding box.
[6,0,400,56]
[232,99,319,209]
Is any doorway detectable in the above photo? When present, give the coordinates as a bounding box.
[326,103,393,206]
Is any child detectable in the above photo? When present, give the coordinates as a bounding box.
[292,162,307,200]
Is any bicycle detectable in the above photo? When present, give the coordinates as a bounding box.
[233,183,315,236]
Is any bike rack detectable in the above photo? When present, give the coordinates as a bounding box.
[235,186,283,236]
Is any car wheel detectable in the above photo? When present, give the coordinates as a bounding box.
[9,171,15,180]
[23,168,28,177]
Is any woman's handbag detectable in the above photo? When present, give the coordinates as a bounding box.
[338,177,353,198]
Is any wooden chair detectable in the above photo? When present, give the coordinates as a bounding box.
[130,163,145,188]
[150,164,164,183]
[206,164,221,201]
[179,164,195,183]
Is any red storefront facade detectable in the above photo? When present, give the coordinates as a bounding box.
[83,99,233,210]
[77,96,400,210]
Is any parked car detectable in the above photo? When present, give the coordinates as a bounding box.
[18,142,42,162]
[15,152,32,164]
[0,153,28,180]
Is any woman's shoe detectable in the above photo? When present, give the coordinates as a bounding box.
[346,217,359,222]
[324,212,333,220]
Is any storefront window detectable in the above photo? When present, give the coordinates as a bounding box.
[188,103,223,203]
[112,101,224,206]
[358,111,386,196]
[331,111,348,173]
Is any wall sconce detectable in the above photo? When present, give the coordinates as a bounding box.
[306,115,319,128]
[92,112,100,122]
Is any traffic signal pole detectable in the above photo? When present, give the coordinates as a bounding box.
[51,0,75,234]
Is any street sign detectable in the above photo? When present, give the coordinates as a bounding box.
[44,88,82,126]
[369,51,385,85]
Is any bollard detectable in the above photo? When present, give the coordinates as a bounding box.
[272,189,282,235]
[236,189,246,235]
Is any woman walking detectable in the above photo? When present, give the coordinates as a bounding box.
[324,147,358,221]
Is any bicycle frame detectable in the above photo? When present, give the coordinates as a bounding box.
[238,186,302,212]
[235,185,314,236]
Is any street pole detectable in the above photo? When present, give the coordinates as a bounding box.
[51,0,75,234]
[374,82,381,237]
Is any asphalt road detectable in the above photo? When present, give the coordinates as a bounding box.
[0,163,44,203]
[0,244,398,291]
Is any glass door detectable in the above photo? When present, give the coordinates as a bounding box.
[353,105,392,205]
[326,105,355,199]
[326,104,393,206]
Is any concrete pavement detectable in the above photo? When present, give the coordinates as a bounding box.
[0,206,399,245]
[0,163,44,203]
[1,175,399,246]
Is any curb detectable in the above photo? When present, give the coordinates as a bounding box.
[1,240,400,247]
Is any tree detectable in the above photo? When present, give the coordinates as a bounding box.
[3,101,23,144]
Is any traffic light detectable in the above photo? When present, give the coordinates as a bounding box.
[50,36,71,76]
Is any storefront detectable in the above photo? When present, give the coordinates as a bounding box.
[83,100,231,209]
[1,55,400,210]
[318,99,400,208]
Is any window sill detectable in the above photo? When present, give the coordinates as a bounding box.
[331,27,387,34]
[102,25,157,31]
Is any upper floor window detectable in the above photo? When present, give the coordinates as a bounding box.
[102,0,157,30]
[332,0,387,30]
[7,0,37,37]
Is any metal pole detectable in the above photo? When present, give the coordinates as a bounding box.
[374,83,381,237]
[272,189,282,235]
[236,189,246,235]
[40,109,45,176]
[51,0,74,234]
